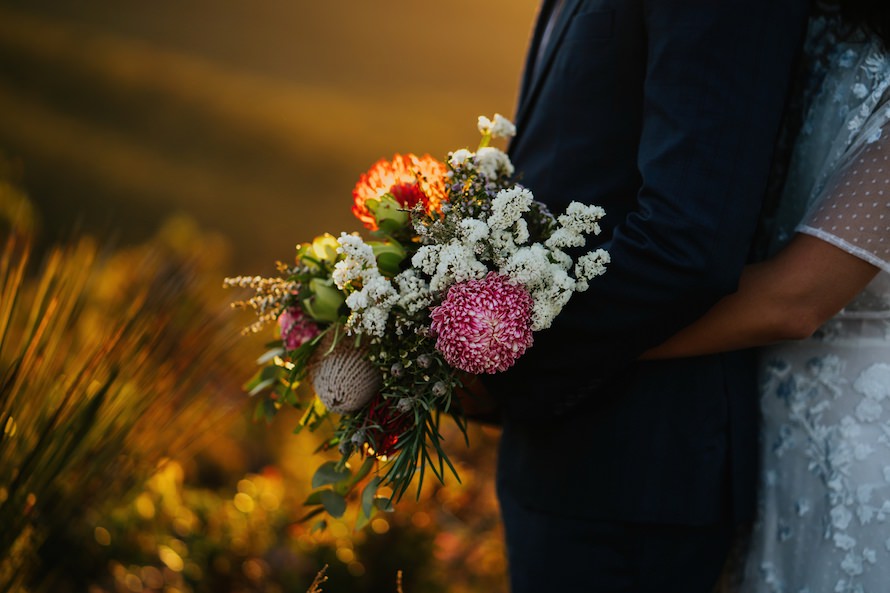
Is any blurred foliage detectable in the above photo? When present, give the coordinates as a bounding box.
[0,181,506,592]
[0,194,247,590]
[85,421,505,593]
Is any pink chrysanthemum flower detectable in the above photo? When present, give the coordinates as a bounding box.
[430,273,534,374]
[278,307,320,351]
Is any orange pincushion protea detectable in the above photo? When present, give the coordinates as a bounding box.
[352,153,448,230]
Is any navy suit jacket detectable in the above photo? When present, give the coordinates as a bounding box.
[488,0,810,524]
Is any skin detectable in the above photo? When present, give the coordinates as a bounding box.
[643,233,880,359]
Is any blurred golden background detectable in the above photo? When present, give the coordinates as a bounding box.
[0,2,539,592]
[0,0,538,269]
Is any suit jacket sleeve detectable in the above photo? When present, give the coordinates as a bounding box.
[485,0,810,415]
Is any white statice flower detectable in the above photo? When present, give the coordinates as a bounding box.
[559,202,606,236]
[477,113,517,139]
[545,227,585,249]
[545,202,606,250]
[490,114,517,139]
[363,275,398,307]
[356,306,389,337]
[343,275,398,337]
[411,244,442,275]
[337,232,377,264]
[430,240,487,293]
[575,249,611,283]
[513,218,530,245]
[394,269,432,315]
[333,232,378,289]
[499,243,581,330]
[530,277,575,330]
[477,115,493,135]
[488,228,518,267]
[449,148,473,168]
[500,244,552,292]
[332,258,365,289]
[459,218,490,245]
[488,186,533,231]
[345,290,369,311]
[549,248,573,269]
[474,147,514,180]
[532,265,577,328]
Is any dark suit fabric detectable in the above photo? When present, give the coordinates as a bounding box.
[488,0,809,590]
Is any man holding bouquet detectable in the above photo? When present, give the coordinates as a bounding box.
[482,1,809,591]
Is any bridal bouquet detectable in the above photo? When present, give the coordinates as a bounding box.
[225,115,609,527]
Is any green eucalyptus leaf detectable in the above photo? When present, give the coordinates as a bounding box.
[303,491,323,506]
[312,461,351,489]
[349,457,375,488]
[355,509,371,532]
[310,519,328,534]
[361,476,382,519]
[319,490,347,518]
[374,497,394,513]
[252,399,267,423]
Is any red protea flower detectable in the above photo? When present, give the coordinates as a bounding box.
[364,395,412,458]
[352,154,448,230]
[430,273,534,374]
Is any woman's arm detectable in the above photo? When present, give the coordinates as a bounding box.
[643,233,880,359]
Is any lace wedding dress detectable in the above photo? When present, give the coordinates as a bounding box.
[735,13,890,593]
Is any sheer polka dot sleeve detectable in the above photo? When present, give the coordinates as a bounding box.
[798,127,890,273]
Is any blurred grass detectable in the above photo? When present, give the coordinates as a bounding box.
[0,201,250,591]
